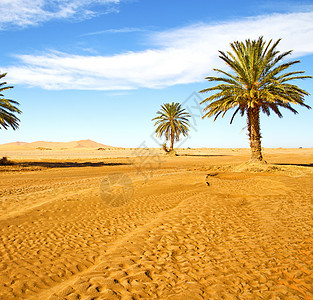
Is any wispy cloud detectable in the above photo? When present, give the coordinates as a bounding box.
[4,10,313,90]
[257,1,313,14]
[82,27,146,36]
[0,0,119,29]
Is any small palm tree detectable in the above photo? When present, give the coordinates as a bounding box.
[0,73,21,130]
[153,102,190,151]
[200,37,311,162]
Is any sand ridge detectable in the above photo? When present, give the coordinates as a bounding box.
[0,149,312,299]
[0,140,111,151]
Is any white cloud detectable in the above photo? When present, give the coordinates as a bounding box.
[82,27,146,36]
[0,0,119,29]
[4,11,313,90]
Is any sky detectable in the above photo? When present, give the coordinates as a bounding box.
[0,0,312,148]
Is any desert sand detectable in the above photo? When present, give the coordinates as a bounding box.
[0,146,312,299]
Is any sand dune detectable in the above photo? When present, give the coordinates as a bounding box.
[0,149,312,299]
[0,139,111,150]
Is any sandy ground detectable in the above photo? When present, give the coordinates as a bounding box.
[0,148,312,299]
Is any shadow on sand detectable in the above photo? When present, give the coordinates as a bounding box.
[178,154,229,157]
[275,163,313,168]
[18,161,131,169]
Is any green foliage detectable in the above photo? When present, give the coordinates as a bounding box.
[200,37,312,161]
[200,37,311,123]
[0,73,21,130]
[152,102,190,150]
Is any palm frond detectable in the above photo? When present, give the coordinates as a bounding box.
[200,36,311,124]
[152,102,191,145]
[0,73,21,130]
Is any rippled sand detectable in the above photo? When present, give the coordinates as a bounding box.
[0,148,312,299]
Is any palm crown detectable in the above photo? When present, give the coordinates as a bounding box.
[153,102,190,151]
[0,73,21,130]
[200,37,311,161]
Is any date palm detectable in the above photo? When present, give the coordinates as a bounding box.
[0,73,21,130]
[200,37,311,162]
[153,102,190,151]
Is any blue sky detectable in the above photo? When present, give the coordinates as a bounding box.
[0,0,312,148]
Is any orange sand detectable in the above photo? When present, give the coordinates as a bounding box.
[0,148,312,299]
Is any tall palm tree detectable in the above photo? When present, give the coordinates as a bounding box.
[0,73,21,130]
[153,102,190,151]
[200,37,311,162]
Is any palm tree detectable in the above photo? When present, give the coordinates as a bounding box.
[200,37,311,162]
[0,73,21,130]
[153,102,190,151]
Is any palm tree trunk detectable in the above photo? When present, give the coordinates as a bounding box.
[170,128,174,151]
[247,107,263,162]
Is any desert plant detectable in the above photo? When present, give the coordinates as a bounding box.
[0,156,14,165]
[153,102,190,152]
[162,143,170,153]
[0,73,21,130]
[200,37,311,162]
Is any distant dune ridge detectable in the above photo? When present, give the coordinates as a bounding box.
[0,139,111,150]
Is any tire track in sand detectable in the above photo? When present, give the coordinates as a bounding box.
[0,171,200,299]
[44,173,313,299]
